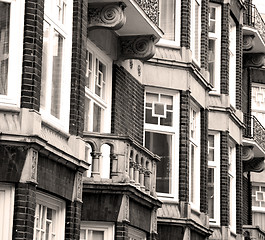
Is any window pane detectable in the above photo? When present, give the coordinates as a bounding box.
[154,103,165,115]
[257,192,264,201]
[51,31,63,118]
[80,230,86,240]
[190,144,195,202]
[93,103,102,132]
[209,7,216,33]
[252,196,259,207]
[84,98,91,131]
[0,2,10,95]
[93,231,104,240]
[160,111,172,126]
[208,39,215,86]
[145,108,158,124]
[95,59,106,99]
[41,21,50,109]
[85,50,93,89]
[145,132,172,194]
[159,0,175,40]
[208,168,214,219]
[252,185,259,195]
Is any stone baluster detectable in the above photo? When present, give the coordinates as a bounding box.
[134,163,141,188]
[139,167,146,191]
[110,153,118,178]
[91,151,101,180]
[144,170,151,195]
[129,161,135,183]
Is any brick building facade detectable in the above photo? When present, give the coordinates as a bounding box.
[1,0,265,239]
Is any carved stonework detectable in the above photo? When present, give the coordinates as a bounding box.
[88,3,126,30]
[119,35,156,60]
[244,53,265,67]
[243,157,265,173]
[75,171,83,201]
[242,146,254,161]
[135,0,159,25]
[243,35,255,51]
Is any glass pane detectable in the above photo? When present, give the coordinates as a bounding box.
[208,39,215,85]
[51,31,63,118]
[190,144,195,202]
[84,98,91,131]
[80,230,86,240]
[252,196,259,207]
[208,168,214,218]
[0,2,10,95]
[209,7,216,33]
[47,208,52,220]
[85,50,92,89]
[41,21,50,109]
[145,108,158,124]
[257,192,264,201]
[154,103,165,115]
[159,0,175,40]
[161,111,172,126]
[161,94,173,106]
[261,186,265,192]
[92,231,104,240]
[93,103,102,132]
[252,186,259,195]
[146,92,158,103]
[208,149,214,162]
[145,132,172,194]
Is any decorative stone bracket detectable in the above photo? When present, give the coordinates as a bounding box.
[244,53,265,67]
[119,35,156,60]
[88,2,126,30]
[242,146,265,172]
[243,35,255,51]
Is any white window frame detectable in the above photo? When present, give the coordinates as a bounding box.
[158,0,181,47]
[189,102,200,210]
[84,39,112,133]
[229,16,237,108]
[40,0,73,132]
[80,221,114,240]
[191,0,201,65]
[252,183,265,212]
[0,0,24,106]
[144,87,179,199]
[128,226,147,240]
[0,184,15,240]
[228,140,236,234]
[251,83,265,127]
[208,3,221,93]
[208,132,220,225]
[34,191,66,240]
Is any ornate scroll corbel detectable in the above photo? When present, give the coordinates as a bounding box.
[243,35,255,51]
[88,2,126,30]
[119,35,156,60]
[244,53,265,68]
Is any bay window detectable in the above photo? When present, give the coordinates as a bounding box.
[208,4,221,92]
[252,184,265,210]
[34,192,65,240]
[40,0,73,130]
[0,0,24,105]
[189,103,200,208]
[207,133,220,224]
[84,40,112,133]
[252,84,265,127]
[191,0,201,64]
[144,88,179,198]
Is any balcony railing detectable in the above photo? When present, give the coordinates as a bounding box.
[244,2,265,44]
[244,114,265,152]
[83,133,160,197]
[135,0,159,25]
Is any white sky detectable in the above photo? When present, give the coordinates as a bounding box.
[253,0,265,14]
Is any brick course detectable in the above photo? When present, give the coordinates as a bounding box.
[21,0,44,110]
[111,64,145,145]
[181,0,191,48]
[236,144,243,234]
[200,0,209,70]
[12,183,36,240]
[200,108,208,213]
[220,4,230,94]
[236,24,243,110]
[179,90,190,202]
[220,131,229,226]
[69,0,88,136]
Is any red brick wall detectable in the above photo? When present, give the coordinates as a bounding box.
[21,0,44,110]
[236,144,243,234]
[111,64,144,145]
[220,131,229,226]
[12,183,36,240]
[236,24,243,110]
[220,4,230,95]
[200,108,208,213]
[200,0,209,70]
[181,0,191,48]
[179,90,190,202]
[69,0,88,136]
